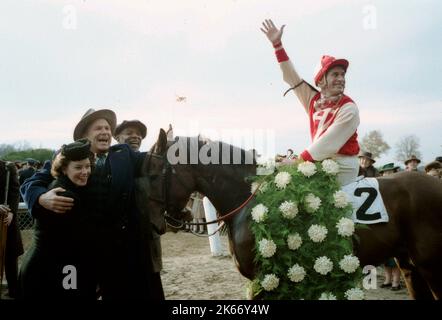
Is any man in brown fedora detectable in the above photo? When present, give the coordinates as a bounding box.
[404,155,421,172]
[20,108,164,300]
[358,151,379,177]
[114,120,147,152]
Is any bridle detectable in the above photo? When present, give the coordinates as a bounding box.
[145,150,260,234]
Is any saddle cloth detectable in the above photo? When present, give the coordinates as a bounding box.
[341,177,389,224]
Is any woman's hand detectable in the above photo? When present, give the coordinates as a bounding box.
[260,19,285,46]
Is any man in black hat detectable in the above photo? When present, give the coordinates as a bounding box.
[20,109,164,300]
[358,151,379,177]
[114,120,147,152]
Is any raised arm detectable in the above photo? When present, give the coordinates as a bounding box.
[261,19,318,112]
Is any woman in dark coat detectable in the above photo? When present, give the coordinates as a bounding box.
[18,139,96,299]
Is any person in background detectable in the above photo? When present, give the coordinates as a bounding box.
[0,160,24,299]
[378,162,402,291]
[404,155,421,172]
[114,120,147,152]
[358,151,379,177]
[424,161,441,178]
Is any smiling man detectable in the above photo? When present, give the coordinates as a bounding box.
[20,109,164,300]
[114,120,147,152]
[261,19,360,186]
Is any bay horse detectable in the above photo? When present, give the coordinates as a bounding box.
[144,129,442,300]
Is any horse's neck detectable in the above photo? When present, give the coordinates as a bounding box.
[194,165,250,216]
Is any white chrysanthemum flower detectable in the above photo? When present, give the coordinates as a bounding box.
[251,181,269,194]
[297,161,317,177]
[305,193,321,213]
[344,288,365,300]
[321,159,340,175]
[314,256,333,275]
[333,190,349,208]
[319,292,337,300]
[251,204,268,223]
[308,225,328,243]
[336,217,355,237]
[288,264,306,283]
[261,274,280,291]
[279,201,298,219]
[287,233,303,250]
[339,255,360,274]
[258,238,277,258]
[274,171,292,189]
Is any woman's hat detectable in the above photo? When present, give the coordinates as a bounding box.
[379,163,400,173]
[404,155,421,165]
[358,151,375,163]
[314,55,349,86]
[61,139,92,161]
[73,108,117,140]
[114,120,147,139]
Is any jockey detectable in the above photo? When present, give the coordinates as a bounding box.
[261,19,360,186]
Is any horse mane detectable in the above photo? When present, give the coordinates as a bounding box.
[171,135,257,166]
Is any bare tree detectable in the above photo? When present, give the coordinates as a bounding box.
[359,130,390,159]
[395,135,422,162]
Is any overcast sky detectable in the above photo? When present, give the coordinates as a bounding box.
[1,0,441,166]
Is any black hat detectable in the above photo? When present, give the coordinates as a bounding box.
[358,151,376,163]
[114,120,147,139]
[61,139,92,161]
[435,156,442,163]
[73,108,117,140]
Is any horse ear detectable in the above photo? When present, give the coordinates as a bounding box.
[155,129,168,155]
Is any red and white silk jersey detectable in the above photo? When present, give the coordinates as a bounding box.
[275,48,360,161]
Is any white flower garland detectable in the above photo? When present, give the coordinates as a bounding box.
[258,238,277,258]
[321,159,340,175]
[319,292,337,300]
[261,274,280,291]
[251,204,268,223]
[344,288,365,300]
[287,233,302,251]
[304,193,322,213]
[274,171,292,189]
[339,255,360,274]
[279,201,298,219]
[308,224,328,243]
[288,264,306,283]
[297,161,317,177]
[333,190,349,208]
[314,256,333,275]
[336,217,355,237]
